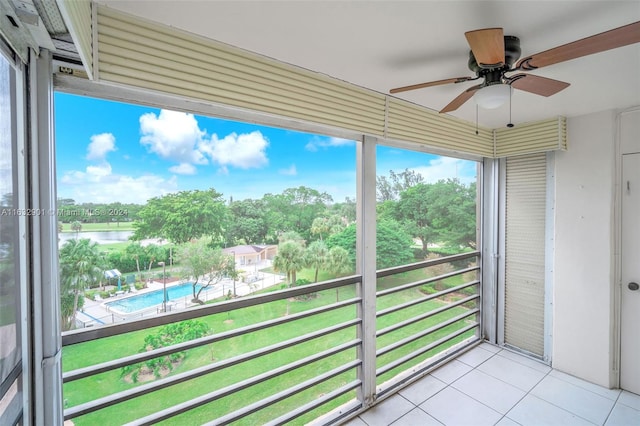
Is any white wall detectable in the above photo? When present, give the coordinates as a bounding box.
[553,110,616,387]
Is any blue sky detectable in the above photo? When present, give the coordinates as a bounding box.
[54,93,477,205]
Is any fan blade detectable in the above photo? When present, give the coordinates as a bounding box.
[465,28,505,68]
[390,76,475,94]
[440,84,482,113]
[516,21,640,70]
[510,74,570,97]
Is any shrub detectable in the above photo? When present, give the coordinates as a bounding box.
[121,320,210,383]
[294,279,317,301]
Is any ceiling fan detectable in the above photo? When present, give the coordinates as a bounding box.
[390,21,640,114]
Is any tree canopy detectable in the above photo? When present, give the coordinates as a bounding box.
[377,168,425,202]
[174,239,234,302]
[273,240,306,285]
[395,178,476,255]
[132,189,227,244]
[263,186,332,243]
[59,238,106,330]
[325,220,414,270]
[225,199,268,245]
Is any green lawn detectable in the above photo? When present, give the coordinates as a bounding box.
[63,267,478,425]
[60,221,135,233]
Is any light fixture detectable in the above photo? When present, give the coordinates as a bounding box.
[474,84,513,109]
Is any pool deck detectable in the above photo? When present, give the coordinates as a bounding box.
[76,271,285,327]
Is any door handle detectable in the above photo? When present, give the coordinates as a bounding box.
[629,282,640,291]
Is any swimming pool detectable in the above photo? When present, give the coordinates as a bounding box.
[105,282,203,314]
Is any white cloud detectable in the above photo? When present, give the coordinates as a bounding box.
[139,110,208,165]
[199,131,268,169]
[305,136,355,152]
[279,164,297,176]
[169,163,197,175]
[85,163,112,178]
[59,164,179,204]
[411,157,478,185]
[86,133,116,160]
[139,110,269,174]
[328,137,355,146]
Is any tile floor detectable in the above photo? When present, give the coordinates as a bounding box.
[344,343,640,426]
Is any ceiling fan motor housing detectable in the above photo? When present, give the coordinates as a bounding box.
[468,35,521,85]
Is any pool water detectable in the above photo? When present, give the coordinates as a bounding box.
[105,282,203,314]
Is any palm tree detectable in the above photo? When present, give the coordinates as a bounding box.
[328,246,352,302]
[273,240,306,285]
[70,220,82,238]
[145,244,165,274]
[310,217,330,241]
[306,240,329,282]
[125,242,145,281]
[59,238,106,330]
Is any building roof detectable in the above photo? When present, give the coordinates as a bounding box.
[222,245,276,255]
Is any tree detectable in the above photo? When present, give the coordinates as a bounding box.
[331,197,356,224]
[174,239,234,303]
[263,186,332,242]
[272,240,306,285]
[376,168,424,201]
[311,215,346,241]
[278,230,305,246]
[375,220,415,269]
[59,238,106,330]
[305,240,329,282]
[328,246,352,276]
[125,242,146,280]
[395,179,477,255]
[326,220,414,270]
[394,183,437,257]
[71,220,82,237]
[57,198,76,206]
[310,217,331,241]
[106,250,137,277]
[327,245,353,301]
[133,189,227,244]
[145,244,165,274]
[121,320,210,382]
[225,199,268,245]
[428,179,477,250]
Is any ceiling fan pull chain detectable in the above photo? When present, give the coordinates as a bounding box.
[507,88,514,128]
[475,104,479,135]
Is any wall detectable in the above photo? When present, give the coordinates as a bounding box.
[553,110,616,387]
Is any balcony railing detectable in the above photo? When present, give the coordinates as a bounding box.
[61,251,480,425]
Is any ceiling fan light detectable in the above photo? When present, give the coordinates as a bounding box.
[474,84,512,109]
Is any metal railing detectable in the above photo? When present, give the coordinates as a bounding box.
[61,251,480,425]
[374,251,481,395]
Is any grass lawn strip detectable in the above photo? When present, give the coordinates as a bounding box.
[63,267,477,424]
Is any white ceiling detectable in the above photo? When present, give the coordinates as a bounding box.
[99,1,640,129]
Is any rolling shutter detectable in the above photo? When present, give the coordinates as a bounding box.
[96,5,386,136]
[57,0,93,78]
[495,117,566,158]
[504,153,547,356]
[52,5,570,158]
[386,98,494,157]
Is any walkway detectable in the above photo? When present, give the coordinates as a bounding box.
[345,343,640,426]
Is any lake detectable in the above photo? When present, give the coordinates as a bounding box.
[58,230,134,246]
